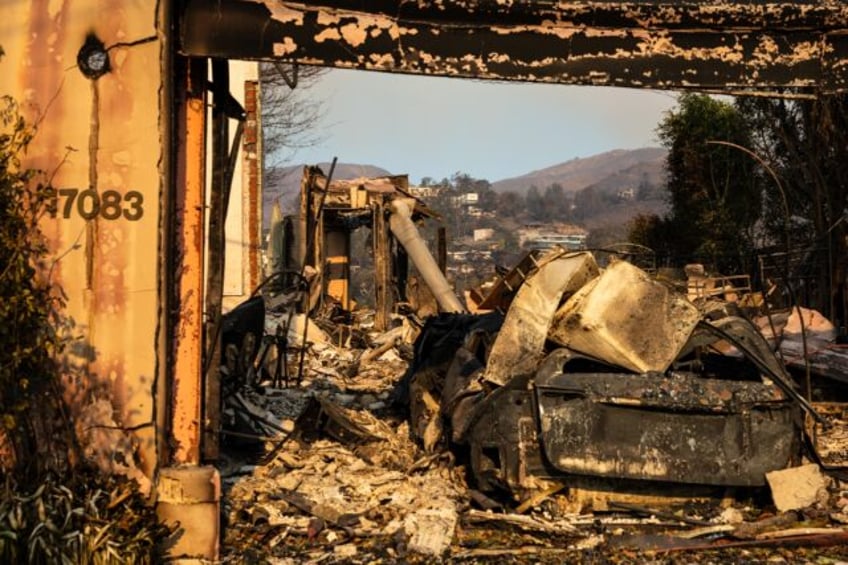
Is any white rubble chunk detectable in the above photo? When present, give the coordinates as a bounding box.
[403,502,458,557]
[766,463,830,512]
[286,313,331,347]
[334,543,357,558]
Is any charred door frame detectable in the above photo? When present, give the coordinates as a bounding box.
[169,0,848,460]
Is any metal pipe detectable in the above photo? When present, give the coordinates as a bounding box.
[388,199,465,313]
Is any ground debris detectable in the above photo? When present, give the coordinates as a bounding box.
[464,508,578,536]
[220,248,848,562]
[221,323,464,560]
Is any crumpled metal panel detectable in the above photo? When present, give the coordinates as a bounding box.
[534,372,799,486]
[179,0,848,94]
[466,380,547,493]
[483,250,598,387]
[549,260,700,374]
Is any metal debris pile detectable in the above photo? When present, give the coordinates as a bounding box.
[219,248,848,562]
[405,250,812,498]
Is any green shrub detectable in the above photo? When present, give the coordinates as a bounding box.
[0,86,73,477]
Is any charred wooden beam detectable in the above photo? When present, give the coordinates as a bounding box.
[180,0,848,95]
[437,227,447,276]
[372,196,391,331]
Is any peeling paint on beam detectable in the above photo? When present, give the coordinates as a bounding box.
[281,1,848,32]
[180,0,848,94]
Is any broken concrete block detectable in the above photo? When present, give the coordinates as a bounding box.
[286,314,330,347]
[403,504,458,557]
[157,466,221,561]
[766,463,830,512]
[334,544,357,558]
[549,259,700,373]
[718,506,744,524]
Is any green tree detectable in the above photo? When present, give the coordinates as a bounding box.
[655,93,762,272]
[525,185,544,220]
[496,190,524,218]
[628,213,673,258]
[572,185,608,221]
[542,183,569,222]
[636,172,662,200]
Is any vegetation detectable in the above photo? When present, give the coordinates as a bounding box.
[0,88,72,477]
[0,473,168,564]
[629,93,762,274]
[739,95,848,328]
[626,92,847,327]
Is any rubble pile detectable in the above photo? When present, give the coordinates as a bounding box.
[219,248,848,562]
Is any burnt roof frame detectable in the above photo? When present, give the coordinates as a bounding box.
[180,0,848,97]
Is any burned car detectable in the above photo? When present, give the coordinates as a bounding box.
[401,250,808,503]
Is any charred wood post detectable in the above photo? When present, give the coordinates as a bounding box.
[438,227,447,275]
[203,59,247,459]
[297,168,314,280]
[395,240,409,306]
[372,196,392,331]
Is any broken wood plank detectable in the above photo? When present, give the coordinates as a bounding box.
[360,337,398,364]
[464,509,577,535]
[676,525,735,539]
[372,196,391,331]
[657,529,848,553]
[468,489,502,512]
[515,482,565,514]
[275,489,361,531]
[608,501,714,526]
[756,527,846,540]
[732,512,799,539]
[454,546,574,558]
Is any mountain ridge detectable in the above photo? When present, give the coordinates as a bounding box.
[491,147,666,195]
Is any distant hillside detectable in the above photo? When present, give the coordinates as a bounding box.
[491,147,666,195]
[578,159,667,196]
[261,149,669,231]
[263,162,391,227]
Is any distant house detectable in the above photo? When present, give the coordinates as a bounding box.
[409,185,444,198]
[617,187,636,201]
[519,223,588,251]
[449,192,478,206]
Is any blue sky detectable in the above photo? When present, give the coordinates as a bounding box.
[272,68,679,184]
